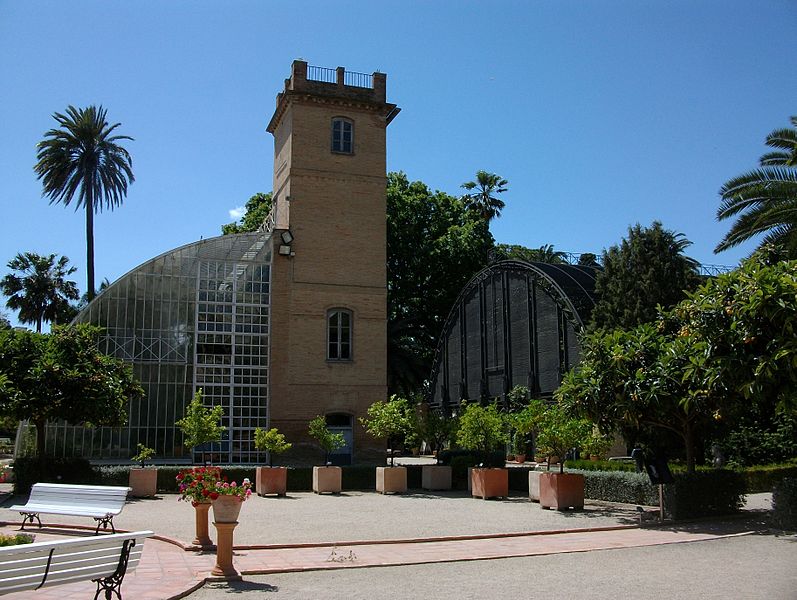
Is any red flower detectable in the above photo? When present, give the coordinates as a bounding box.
[201,489,210,497]
[209,492,219,500]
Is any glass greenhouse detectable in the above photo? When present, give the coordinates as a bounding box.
[45,232,272,463]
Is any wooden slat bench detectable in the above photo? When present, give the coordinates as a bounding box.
[8,483,131,535]
[0,530,153,598]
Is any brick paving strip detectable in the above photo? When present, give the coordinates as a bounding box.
[0,522,753,600]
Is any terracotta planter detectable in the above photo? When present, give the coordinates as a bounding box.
[515,454,527,464]
[312,465,342,494]
[191,502,213,547]
[128,467,157,498]
[256,466,288,496]
[422,465,452,490]
[539,472,585,510]
[376,466,407,494]
[528,470,541,502]
[589,455,600,462]
[471,467,508,500]
[212,495,244,523]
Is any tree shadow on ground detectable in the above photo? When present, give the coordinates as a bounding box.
[202,580,279,594]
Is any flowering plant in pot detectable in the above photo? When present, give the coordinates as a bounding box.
[455,401,510,499]
[129,444,157,497]
[176,466,222,547]
[535,403,592,510]
[360,395,418,494]
[253,427,292,497]
[308,415,346,493]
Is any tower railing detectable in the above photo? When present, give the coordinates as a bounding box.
[306,65,336,84]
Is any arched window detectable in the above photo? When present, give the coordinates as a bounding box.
[327,308,352,360]
[331,118,353,154]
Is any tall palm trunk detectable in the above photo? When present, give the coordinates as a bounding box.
[85,188,95,301]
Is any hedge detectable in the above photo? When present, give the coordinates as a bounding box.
[570,469,658,506]
[662,470,746,519]
[738,462,797,493]
[772,477,797,530]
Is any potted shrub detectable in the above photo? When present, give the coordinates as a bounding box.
[308,415,346,494]
[361,395,418,494]
[418,409,457,490]
[176,466,222,548]
[536,404,592,510]
[582,430,614,461]
[254,427,291,497]
[456,401,509,500]
[128,443,157,497]
[508,396,546,464]
[175,389,226,465]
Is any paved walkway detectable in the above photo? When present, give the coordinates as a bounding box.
[0,488,778,600]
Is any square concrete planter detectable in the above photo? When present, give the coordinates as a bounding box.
[471,468,508,500]
[422,465,452,490]
[539,472,585,510]
[528,470,541,502]
[129,467,157,498]
[256,466,288,496]
[376,466,407,494]
[312,466,342,494]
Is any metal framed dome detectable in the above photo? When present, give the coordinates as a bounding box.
[427,260,598,414]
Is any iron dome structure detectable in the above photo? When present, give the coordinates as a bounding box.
[427,260,598,414]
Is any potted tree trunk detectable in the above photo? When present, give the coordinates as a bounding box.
[254,427,292,497]
[536,403,592,510]
[308,415,346,494]
[129,444,157,497]
[361,395,417,494]
[456,401,509,500]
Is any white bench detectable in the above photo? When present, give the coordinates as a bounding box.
[0,530,153,598]
[8,483,131,535]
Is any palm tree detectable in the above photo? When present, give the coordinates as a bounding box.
[715,116,797,257]
[0,252,79,332]
[34,105,134,300]
[461,170,508,221]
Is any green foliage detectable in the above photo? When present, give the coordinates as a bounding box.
[590,221,700,331]
[253,427,292,466]
[175,390,226,452]
[417,408,457,456]
[0,533,35,547]
[34,105,134,301]
[571,469,658,505]
[716,116,797,257]
[581,431,615,458]
[565,459,637,472]
[307,415,346,464]
[13,456,99,495]
[772,477,797,530]
[387,172,494,395]
[131,443,155,467]
[1,252,79,332]
[663,470,746,519]
[221,193,273,234]
[0,325,141,456]
[535,404,592,473]
[360,395,418,465]
[494,243,567,264]
[738,462,797,493]
[506,391,546,456]
[0,311,11,330]
[455,402,509,456]
[461,170,509,221]
[711,407,797,468]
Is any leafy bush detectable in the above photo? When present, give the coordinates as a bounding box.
[565,459,637,472]
[737,462,797,493]
[663,470,746,519]
[772,477,797,530]
[0,533,34,547]
[572,469,658,505]
[13,456,98,495]
[96,465,132,486]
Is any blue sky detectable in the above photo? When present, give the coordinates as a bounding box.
[1,1,795,328]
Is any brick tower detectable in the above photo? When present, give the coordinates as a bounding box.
[266,61,400,465]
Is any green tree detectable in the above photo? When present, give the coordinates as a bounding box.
[716,116,797,257]
[34,105,134,301]
[0,311,11,330]
[461,170,508,221]
[455,401,509,455]
[560,249,797,472]
[494,243,567,264]
[0,325,142,456]
[387,172,494,394]
[221,193,273,234]
[577,253,600,268]
[360,395,418,466]
[253,427,292,466]
[535,403,592,473]
[1,252,79,333]
[307,415,346,465]
[175,390,226,461]
[590,221,700,331]
[417,407,458,456]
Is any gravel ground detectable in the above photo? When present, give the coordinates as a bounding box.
[188,532,797,600]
